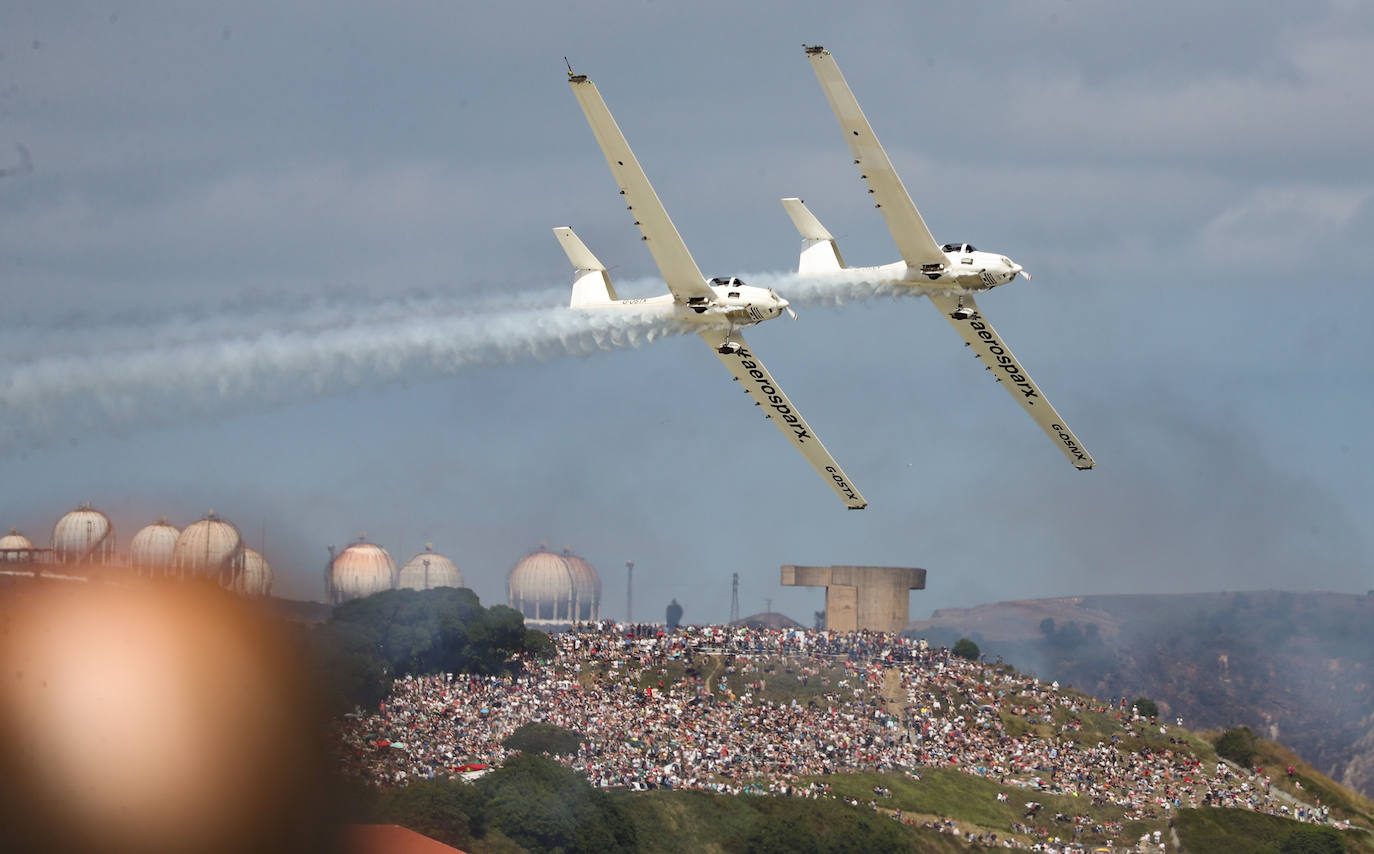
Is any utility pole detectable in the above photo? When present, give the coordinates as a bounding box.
[625,560,634,622]
[730,572,740,624]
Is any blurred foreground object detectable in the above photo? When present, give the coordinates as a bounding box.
[0,582,339,854]
[345,824,469,853]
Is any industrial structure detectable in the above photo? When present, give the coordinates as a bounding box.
[129,518,180,573]
[52,503,117,566]
[326,538,396,604]
[323,538,470,604]
[173,511,245,587]
[397,544,463,592]
[1,527,36,563]
[780,564,927,633]
[0,504,272,597]
[507,546,602,626]
[237,547,273,597]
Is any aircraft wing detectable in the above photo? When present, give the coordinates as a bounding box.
[928,294,1096,470]
[568,75,714,302]
[804,47,947,269]
[700,328,867,509]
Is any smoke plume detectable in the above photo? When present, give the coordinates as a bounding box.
[0,271,904,452]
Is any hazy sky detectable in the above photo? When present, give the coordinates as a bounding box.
[3,1,1371,622]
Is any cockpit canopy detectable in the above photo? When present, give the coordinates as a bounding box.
[941,243,976,254]
[710,276,747,287]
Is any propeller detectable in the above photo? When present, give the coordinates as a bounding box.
[769,288,799,321]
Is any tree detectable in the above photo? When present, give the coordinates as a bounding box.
[524,628,556,659]
[381,778,486,849]
[1039,617,1056,637]
[952,638,981,661]
[1132,697,1160,719]
[503,722,584,756]
[1215,726,1261,768]
[480,754,637,854]
[666,598,684,630]
[311,620,392,712]
[313,588,545,711]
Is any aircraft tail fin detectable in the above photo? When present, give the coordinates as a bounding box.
[554,227,620,306]
[781,198,846,273]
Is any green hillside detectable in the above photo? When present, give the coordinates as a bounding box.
[370,761,1374,854]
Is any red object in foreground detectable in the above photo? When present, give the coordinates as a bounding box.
[344,824,469,854]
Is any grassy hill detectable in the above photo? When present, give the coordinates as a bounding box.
[376,763,1374,854]
[907,591,1374,798]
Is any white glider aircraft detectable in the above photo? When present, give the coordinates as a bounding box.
[788,45,1095,471]
[557,68,867,509]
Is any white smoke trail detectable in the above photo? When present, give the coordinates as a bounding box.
[0,287,677,452]
[742,269,910,308]
[0,270,911,452]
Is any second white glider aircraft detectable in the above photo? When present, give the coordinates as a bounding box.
[558,67,867,509]
[788,45,1095,471]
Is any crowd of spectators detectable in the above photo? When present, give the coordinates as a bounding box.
[334,622,1348,851]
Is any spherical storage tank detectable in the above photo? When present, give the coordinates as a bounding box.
[238,547,273,597]
[327,538,395,604]
[560,547,601,621]
[129,518,181,574]
[1,528,35,563]
[508,547,601,624]
[172,511,244,586]
[397,544,462,591]
[51,502,116,566]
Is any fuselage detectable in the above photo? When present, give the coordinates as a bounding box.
[854,244,1026,293]
[573,278,788,329]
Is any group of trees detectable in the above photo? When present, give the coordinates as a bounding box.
[1215,725,1262,768]
[502,722,584,756]
[312,587,555,711]
[377,754,637,854]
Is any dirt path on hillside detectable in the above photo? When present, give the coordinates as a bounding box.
[882,667,905,716]
[705,655,724,694]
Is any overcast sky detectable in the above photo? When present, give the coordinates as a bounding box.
[3,1,1371,623]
